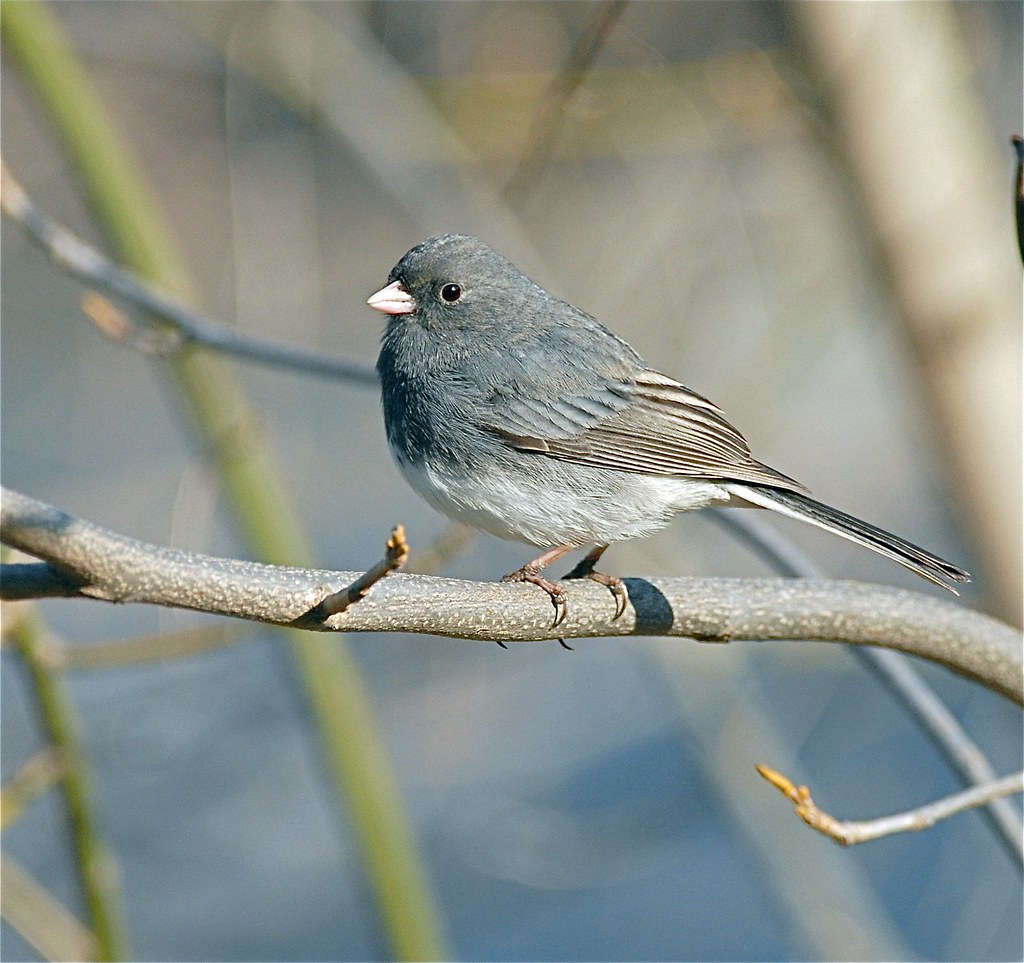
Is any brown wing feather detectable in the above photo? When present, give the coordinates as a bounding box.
[493,370,809,494]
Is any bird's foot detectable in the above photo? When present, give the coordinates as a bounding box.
[502,564,569,628]
[563,550,629,620]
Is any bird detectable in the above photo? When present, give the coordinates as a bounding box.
[367,234,970,627]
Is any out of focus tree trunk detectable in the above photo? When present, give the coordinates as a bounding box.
[793,0,1022,625]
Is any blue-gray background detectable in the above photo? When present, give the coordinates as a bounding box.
[2,2,1021,960]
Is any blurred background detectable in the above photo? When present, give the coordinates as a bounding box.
[2,2,1021,960]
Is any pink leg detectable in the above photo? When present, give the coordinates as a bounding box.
[502,545,575,628]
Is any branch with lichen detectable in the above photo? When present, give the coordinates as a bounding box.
[4,488,1020,706]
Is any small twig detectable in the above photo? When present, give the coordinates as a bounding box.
[302,525,410,622]
[0,747,68,831]
[864,647,1024,865]
[503,0,629,204]
[0,160,379,385]
[406,522,477,575]
[757,764,1024,846]
[80,292,182,356]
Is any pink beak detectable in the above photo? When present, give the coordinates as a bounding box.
[367,280,416,315]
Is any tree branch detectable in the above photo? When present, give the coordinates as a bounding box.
[3,488,1020,704]
[0,160,378,386]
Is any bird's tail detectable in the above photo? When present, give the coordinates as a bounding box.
[725,484,971,593]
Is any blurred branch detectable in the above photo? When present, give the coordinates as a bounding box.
[406,522,477,575]
[758,764,1024,847]
[1,747,68,831]
[712,510,1024,865]
[179,2,551,274]
[0,162,378,386]
[2,5,447,959]
[649,638,912,958]
[504,0,630,205]
[4,488,1021,704]
[863,649,1024,865]
[1,854,99,963]
[5,607,129,960]
[59,624,248,670]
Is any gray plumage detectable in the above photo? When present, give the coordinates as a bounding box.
[369,234,969,620]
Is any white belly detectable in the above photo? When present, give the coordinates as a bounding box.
[395,451,731,548]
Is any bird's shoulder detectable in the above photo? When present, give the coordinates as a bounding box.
[462,305,643,440]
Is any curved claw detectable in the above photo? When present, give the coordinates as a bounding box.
[607,578,629,621]
[502,566,569,629]
[585,572,628,620]
[551,589,568,628]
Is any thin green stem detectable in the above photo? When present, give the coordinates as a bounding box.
[8,611,129,961]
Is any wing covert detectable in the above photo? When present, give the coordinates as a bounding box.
[491,369,809,493]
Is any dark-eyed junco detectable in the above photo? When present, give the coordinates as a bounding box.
[368,234,969,626]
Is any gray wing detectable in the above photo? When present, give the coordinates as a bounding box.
[473,313,641,439]
[488,364,809,494]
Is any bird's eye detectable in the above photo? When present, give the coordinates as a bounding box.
[439,283,463,304]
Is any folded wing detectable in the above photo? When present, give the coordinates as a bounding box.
[490,367,809,493]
